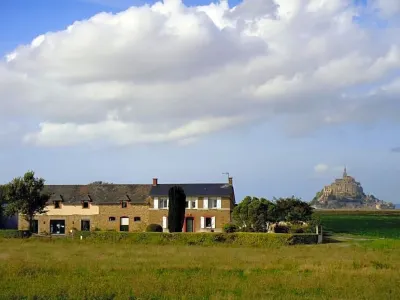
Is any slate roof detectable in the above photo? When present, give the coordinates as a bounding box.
[44,184,151,204]
[149,183,234,197]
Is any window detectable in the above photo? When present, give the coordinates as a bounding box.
[82,201,89,209]
[185,197,197,209]
[159,197,168,209]
[109,217,116,222]
[54,201,61,209]
[134,217,141,222]
[121,201,128,208]
[205,217,212,228]
[209,197,218,208]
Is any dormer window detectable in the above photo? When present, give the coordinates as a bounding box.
[54,201,61,209]
[82,201,89,209]
[121,201,128,208]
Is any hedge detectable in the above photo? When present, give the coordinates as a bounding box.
[0,230,31,239]
[72,231,318,247]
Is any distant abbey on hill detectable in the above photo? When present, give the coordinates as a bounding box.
[311,168,395,209]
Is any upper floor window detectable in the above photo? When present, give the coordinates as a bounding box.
[208,197,218,209]
[185,197,197,209]
[159,197,168,209]
[121,201,128,208]
[82,201,89,209]
[54,201,61,209]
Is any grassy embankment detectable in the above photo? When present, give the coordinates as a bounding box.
[1,237,400,299]
[315,209,400,239]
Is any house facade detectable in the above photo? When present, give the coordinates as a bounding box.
[18,177,235,234]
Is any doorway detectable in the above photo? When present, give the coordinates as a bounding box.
[185,217,194,232]
[50,220,65,234]
[81,220,90,231]
[31,220,38,234]
[120,217,129,232]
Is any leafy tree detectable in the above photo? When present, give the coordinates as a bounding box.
[273,196,314,223]
[233,196,276,232]
[0,185,5,228]
[3,171,50,232]
[167,186,186,232]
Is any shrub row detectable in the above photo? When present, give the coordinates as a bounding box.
[0,230,31,238]
[72,231,318,247]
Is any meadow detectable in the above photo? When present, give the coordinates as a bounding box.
[1,238,400,299]
[315,210,400,239]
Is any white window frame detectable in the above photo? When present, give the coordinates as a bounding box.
[186,197,198,209]
[159,197,169,209]
[209,197,218,209]
[162,216,168,229]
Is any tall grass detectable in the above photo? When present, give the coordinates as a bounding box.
[1,238,399,299]
[315,210,400,239]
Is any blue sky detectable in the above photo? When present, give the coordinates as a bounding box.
[0,0,399,203]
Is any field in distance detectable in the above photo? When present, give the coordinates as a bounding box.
[1,238,400,299]
[315,209,400,239]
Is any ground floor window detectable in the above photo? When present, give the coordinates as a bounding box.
[81,220,90,231]
[205,217,212,228]
[134,217,141,222]
[50,220,65,234]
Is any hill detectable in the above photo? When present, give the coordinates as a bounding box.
[310,168,395,209]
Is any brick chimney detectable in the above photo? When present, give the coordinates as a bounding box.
[152,178,158,186]
[228,177,233,185]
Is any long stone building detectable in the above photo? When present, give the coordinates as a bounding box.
[18,177,235,234]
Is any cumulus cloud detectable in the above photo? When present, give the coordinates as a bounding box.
[1,0,400,147]
[314,163,344,174]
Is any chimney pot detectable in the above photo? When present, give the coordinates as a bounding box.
[152,178,158,186]
[228,177,233,185]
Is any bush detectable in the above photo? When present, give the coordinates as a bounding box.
[223,223,238,233]
[71,231,318,247]
[146,224,163,232]
[0,230,31,238]
[273,225,289,233]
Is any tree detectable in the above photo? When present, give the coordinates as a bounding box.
[167,186,186,233]
[233,196,276,232]
[273,196,314,223]
[3,171,50,232]
[0,185,5,228]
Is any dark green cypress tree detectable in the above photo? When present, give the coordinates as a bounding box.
[167,186,186,232]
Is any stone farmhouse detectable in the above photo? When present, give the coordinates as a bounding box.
[18,177,235,234]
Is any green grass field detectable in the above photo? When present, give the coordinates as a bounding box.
[315,210,400,239]
[1,238,400,299]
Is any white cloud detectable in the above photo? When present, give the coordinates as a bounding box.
[1,0,400,147]
[314,163,345,174]
[314,163,329,173]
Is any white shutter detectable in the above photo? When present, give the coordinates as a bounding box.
[194,198,198,209]
[162,216,168,229]
[167,198,169,209]
[211,217,216,229]
[203,197,209,209]
[200,217,205,229]
[217,197,222,209]
[121,217,129,225]
[154,197,159,209]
